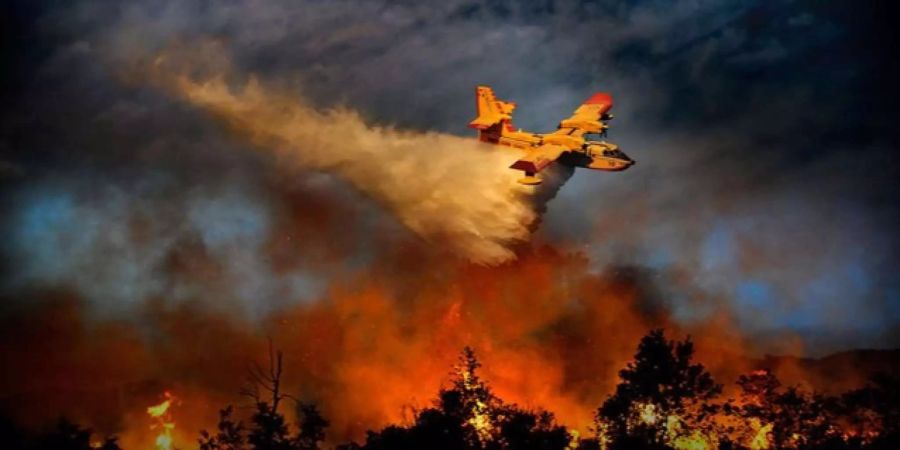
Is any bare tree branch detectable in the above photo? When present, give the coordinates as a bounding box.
[241,337,293,413]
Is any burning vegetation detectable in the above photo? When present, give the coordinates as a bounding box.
[1,329,896,450]
[147,392,177,450]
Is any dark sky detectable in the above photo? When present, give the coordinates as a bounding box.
[1,0,899,354]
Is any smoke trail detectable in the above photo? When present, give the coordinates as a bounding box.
[144,47,570,264]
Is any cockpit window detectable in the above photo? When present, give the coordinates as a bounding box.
[602,149,630,161]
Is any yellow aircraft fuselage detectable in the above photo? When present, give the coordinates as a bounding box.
[469,86,634,184]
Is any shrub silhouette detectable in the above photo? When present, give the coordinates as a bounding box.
[3,330,897,450]
[838,373,900,450]
[342,346,573,450]
[0,417,122,450]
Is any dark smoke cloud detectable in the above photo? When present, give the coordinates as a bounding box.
[1,0,899,433]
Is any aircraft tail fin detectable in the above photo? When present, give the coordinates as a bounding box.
[468,85,516,130]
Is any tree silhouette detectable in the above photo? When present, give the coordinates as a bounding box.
[192,334,899,450]
[344,347,573,450]
[295,403,329,450]
[199,342,329,450]
[444,346,501,447]
[492,408,570,450]
[247,401,295,450]
[596,329,722,449]
[199,406,245,450]
[727,369,847,449]
[840,374,900,449]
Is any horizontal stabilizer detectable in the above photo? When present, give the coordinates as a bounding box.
[468,86,516,129]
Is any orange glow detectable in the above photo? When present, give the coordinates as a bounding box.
[147,392,177,450]
[0,250,887,446]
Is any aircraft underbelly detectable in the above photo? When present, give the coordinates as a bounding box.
[559,152,630,171]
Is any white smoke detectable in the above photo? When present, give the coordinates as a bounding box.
[148,48,572,264]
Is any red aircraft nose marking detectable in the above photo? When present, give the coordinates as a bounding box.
[584,92,613,106]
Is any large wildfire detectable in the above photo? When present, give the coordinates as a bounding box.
[1,249,896,449]
[0,34,897,450]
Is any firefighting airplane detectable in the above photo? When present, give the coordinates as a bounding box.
[469,86,634,184]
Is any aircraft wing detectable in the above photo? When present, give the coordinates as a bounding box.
[509,144,568,174]
[555,92,613,134]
